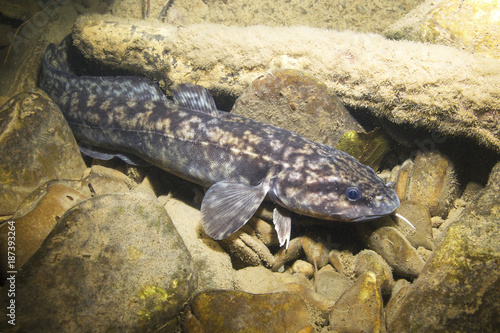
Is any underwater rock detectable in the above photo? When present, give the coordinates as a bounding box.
[387,161,500,332]
[0,181,88,274]
[335,128,391,171]
[0,193,197,332]
[272,236,303,272]
[219,230,275,268]
[301,235,330,270]
[394,200,434,250]
[385,0,500,59]
[163,194,235,290]
[385,282,410,328]
[329,271,386,333]
[83,165,137,195]
[393,151,458,217]
[0,0,80,98]
[364,226,425,278]
[355,249,395,296]
[111,0,419,33]
[315,265,352,303]
[184,290,310,333]
[0,92,86,216]
[234,266,335,326]
[232,69,363,148]
[73,15,500,152]
[328,249,344,274]
[290,260,314,278]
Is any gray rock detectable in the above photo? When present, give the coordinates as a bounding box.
[387,161,500,332]
[1,193,197,332]
[0,93,86,215]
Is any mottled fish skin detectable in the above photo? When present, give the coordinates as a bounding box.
[40,36,400,248]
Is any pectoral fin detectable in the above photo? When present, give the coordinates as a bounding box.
[201,179,270,240]
[273,206,292,249]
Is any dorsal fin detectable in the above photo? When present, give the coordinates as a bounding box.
[173,84,219,117]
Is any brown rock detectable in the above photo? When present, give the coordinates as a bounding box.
[0,181,88,274]
[355,249,394,296]
[72,16,500,152]
[302,235,330,270]
[394,200,434,250]
[387,161,500,332]
[328,249,344,274]
[329,271,386,333]
[0,92,86,215]
[290,260,314,278]
[184,290,310,333]
[406,151,459,217]
[315,265,352,302]
[0,193,197,332]
[366,226,425,278]
[232,69,363,147]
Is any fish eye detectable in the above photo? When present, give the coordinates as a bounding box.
[345,186,362,201]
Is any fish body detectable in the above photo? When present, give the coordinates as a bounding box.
[40,37,400,247]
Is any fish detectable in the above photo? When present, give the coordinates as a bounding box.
[39,36,400,248]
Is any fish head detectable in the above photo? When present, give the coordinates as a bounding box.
[269,152,400,222]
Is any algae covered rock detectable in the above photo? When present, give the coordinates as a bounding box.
[232,69,363,148]
[0,181,88,274]
[0,92,86,215]
[329,271,386,333]
[387,161,500,332]
[184,290,310,333]
[0,193,197,332]
[393,150,458,218]
[385,0,500,59]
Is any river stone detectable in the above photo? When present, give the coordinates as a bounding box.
[394,200,434,250]
[387,161,500,332]
[385,0,500,59]
[366,226,425,278]
[0,181,88,274]
[315,265,352,303]
[329,271,386,333]
[163,194,235,290]
[232,69,363,147]
[0,92,86,215]
[355,249,394,296]
[0,193,197,332]
[184,290,310,333]
[406,150,458,218]
[301,235,330,270]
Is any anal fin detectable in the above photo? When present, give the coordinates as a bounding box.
[78,144,148,166]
